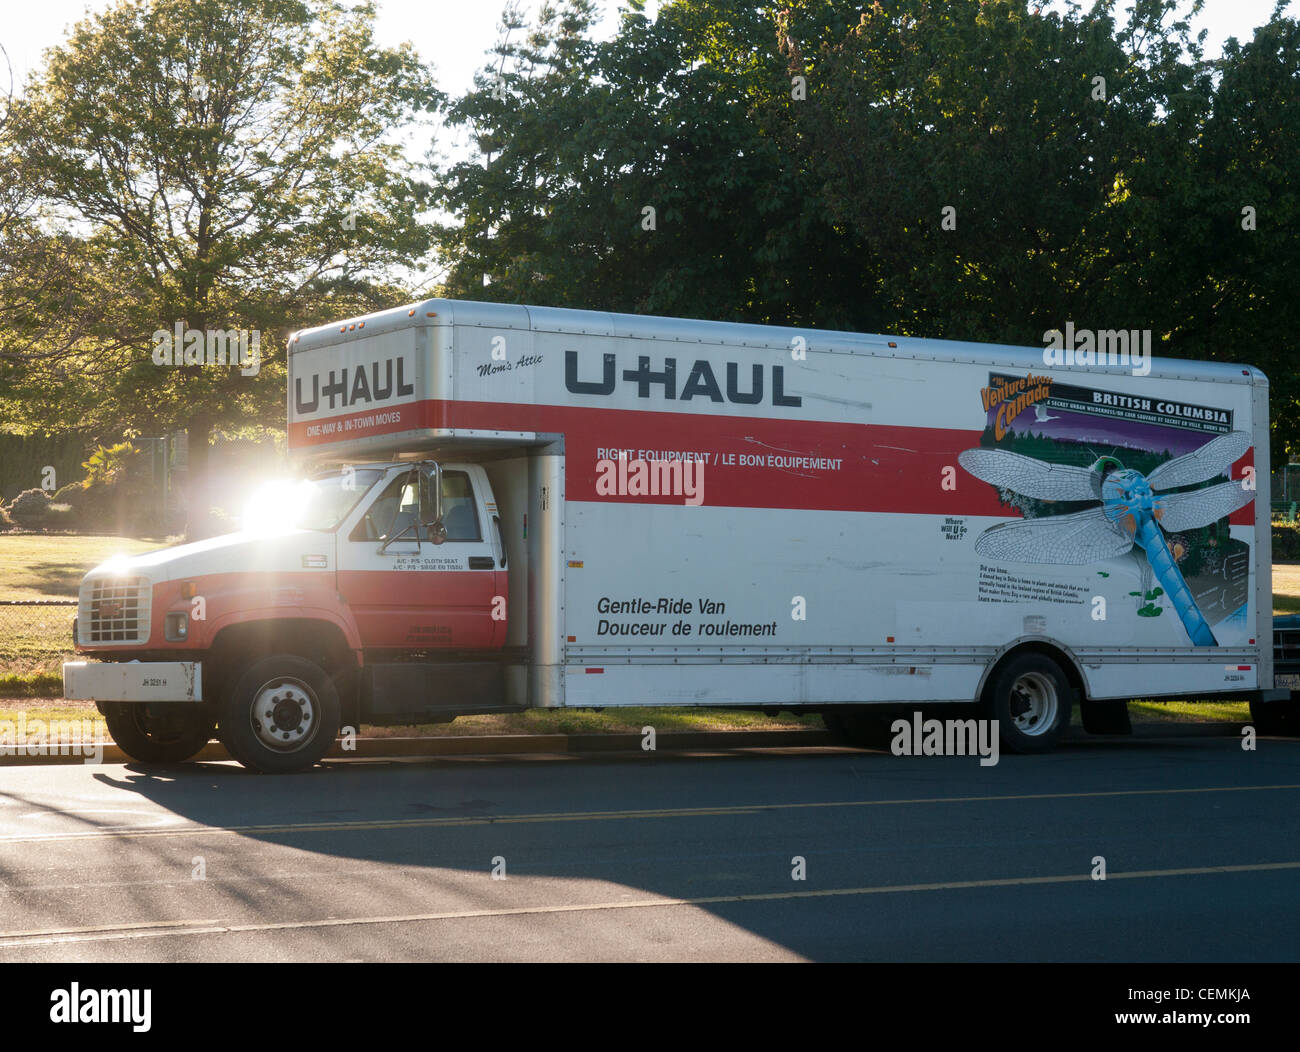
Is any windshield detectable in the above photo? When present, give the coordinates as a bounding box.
[242,468,385,533]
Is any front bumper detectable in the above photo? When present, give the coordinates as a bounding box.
[63,661,203,703]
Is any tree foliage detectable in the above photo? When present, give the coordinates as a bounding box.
[434,0,1300,460]
[2,0,441,530]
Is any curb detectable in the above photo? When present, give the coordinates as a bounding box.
[0,729,837,766]
[0,722,1254,766]
[1068,721,1250,740]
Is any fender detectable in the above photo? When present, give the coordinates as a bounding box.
[146,574,363,656]
[973,635,1090,703]
[203,605,363,657]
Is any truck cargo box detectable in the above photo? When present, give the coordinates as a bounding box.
[288,299,1273,709]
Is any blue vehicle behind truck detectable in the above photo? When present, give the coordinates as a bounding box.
[1263,614,1300,733]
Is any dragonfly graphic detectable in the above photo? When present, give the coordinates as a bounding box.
[958,431,1255,646]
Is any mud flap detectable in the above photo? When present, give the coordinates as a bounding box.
[1081,698,1132,735]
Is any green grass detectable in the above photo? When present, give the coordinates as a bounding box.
[0,697,1247,750]
[0,700,103,726]
[0,533,167,601]
[1125,700,1249,723]
[0,611,78,676]
[0,702,824,745]
[388,701,1247,733]
[1272,561,1300,614]
[0,672,65,696]
[365,706,826,737]
[0,533,172,675]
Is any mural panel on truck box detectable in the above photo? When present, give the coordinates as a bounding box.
[959,372,1255,647]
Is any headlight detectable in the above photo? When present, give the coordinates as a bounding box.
[164,612,189,641]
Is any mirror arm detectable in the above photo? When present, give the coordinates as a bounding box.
[421,460,447,546]
[378,466,423,553]
[379,520,420,554]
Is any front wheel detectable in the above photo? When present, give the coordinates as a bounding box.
[984,654,1072,754]
[219,655,341,773]
[101,703,215,764]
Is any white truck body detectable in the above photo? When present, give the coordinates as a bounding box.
[64,297,1278,769]
[287,299,1272,708]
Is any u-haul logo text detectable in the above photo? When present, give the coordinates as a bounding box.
[294,357,414,414]
[565,352,801,407]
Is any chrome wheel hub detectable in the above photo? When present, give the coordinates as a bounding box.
[251,677,317,752]
[1008,672,1059,736]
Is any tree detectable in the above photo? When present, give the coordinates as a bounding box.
[434,0,1299,456]
[785,0,1221,344]
[1160,5,1300,462]
[433,0,869,327]
[0,44,104,394]
[10,0,441,533]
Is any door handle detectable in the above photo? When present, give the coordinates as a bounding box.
[468,556,495,569]
[493,514,506,567]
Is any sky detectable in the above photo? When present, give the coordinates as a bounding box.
[1,0,1291,102]
[0,1,629,95]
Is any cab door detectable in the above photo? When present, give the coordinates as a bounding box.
[337,464,507,650]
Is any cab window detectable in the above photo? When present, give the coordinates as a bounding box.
[353,474,420,543]
[351,469,480,543]
[423,469,481,542]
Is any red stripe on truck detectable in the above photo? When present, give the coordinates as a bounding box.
[288,398,1255,524]
[338,567,505,650]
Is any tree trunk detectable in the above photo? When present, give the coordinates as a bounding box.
[185,417,215,540]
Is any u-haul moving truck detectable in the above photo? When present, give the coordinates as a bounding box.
[64,299,1289,771]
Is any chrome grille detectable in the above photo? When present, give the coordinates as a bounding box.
[80,576,151,645]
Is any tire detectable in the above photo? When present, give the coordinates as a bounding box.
[218,654,341,773]
[101,703,215,764]
[822,706,896,749]
[1250,697,1299,736]
[984,654,1072,754]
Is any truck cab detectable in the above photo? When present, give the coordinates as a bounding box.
[64,460,515,772]
[333,461,507,652]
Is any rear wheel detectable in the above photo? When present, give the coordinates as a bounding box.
[219,654,341,773]
[101,703,215,764]
[984,654,1072,753]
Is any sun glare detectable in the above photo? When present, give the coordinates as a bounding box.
[242,479,313,535]
[99,552,134,575]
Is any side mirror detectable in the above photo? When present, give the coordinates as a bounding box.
[421,461,446,545]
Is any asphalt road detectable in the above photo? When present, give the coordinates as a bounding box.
[1,736,1298,962]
